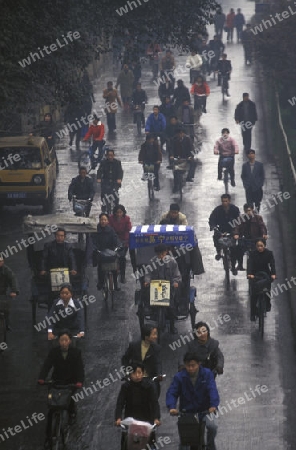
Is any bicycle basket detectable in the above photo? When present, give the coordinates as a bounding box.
[218,236,233,248]
[220,157,233,168]
[99,249,117,263]
[174,160,187,171]
[47,388,72,410]
[73,199,88,216]
[178,414,202,446]
[253,272,270,294]
[143,163,155,173]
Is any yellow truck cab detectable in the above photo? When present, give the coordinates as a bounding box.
[0,136,57,212]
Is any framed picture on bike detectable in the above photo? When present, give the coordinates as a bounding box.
[50,268,70,291]
[150,280,170,306]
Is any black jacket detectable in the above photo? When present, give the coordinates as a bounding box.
[187,337,224,371]
[132,89,147,107]
[241,160,265,191]
[173,85,191,109]
[121,340,162,378]
[209,204,240,234]
[68,175,95,201]
[138,141,162,164]
[247,249,276,277]
[115,378,160,423]
[39,346,84,384]
[97,159,123,184]
[217,59,232,75]
[0,264,19,294]
[234,99,258,125]
[46,298,85,335]
[92,225,121,251]
[40,241,77,272]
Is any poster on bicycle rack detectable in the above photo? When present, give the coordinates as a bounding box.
[50,268,70,291]
[150,280,170,306]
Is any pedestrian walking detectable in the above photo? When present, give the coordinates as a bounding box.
[241,24,253,65]
[241,149,265,211]
[234,8,245,42]
[234,93,258,151]
[116,64,134,110]
[213,7,226,38]
[103,81,122,133]
[225,8,235,42]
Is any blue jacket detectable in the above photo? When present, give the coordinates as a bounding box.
[166,367,219,413]
[145,113,166,133]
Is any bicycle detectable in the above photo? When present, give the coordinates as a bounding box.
[133,103,145,135]
[214,227,234,289]
[219,73,229,102]
[173,410,209,450]
[119,419,157,450]
[249,272,271,338]
[219,156,233,194]
[172,158,188,202]
[193,94,206,120]
[97,248,121,309]
[41,380,77,450]
[101,181,120,215]
[78,140,106,173]
[143,162,156,201]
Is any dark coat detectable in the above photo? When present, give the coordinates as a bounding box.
[138,141,162,163]
[158,82,174,102]
[234,99,258,124]
[93,225,120,251]
[115,378,160,423]
[217,59,232,75]
[247,248,276,277]
[40,241,77,272]
[68,175,95,201]
[39,346,84,384]
[0,264,19,294]
[159,103,177,120]
[171,135,194,159]
[97,159,123,184]
[209,204,240,234]
[46,298,85,335]
[187,337,224,371]
[233,214,267,239]
[131,89,147,107]
[241,160,265,191]
[173,85,191,109]
[190,245,205,275]
[121,340,162,378]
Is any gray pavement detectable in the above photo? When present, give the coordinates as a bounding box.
[1,0,296,449]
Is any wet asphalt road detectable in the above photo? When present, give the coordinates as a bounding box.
[1,1,296,449]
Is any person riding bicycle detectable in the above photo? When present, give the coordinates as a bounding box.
[145,105,167,149]
[92,213,122,291]
[177,99,196,143]
[160,49,175,87]
[217,53,232,97]
[173,79,191,110]
[209,194,240,275]
[46,283,85,341]
[82,115,105,169]
[247,239,276,320]
[108,204,132,283]
[166,351,219,450]
[233,203,268,271]
[159,96,176,121]
[40,228,77,277]
[115,361,161,449]
[138,133,162,191]
[214,128,239,187]
[131,82,148,128]
[38,329,84,445]
[159,203,188,225]
[187,322,224,377]
[158,78,174,104]
[190,75,210,114]
[0,256,19,331]
[68,167,95,217]
[165,116,182,168]
[170,127,195,189]
[144,244,182,334]
[209,35,225,73]
[185,49,203,84]
[97,148,123,213]
[121,325,162,395]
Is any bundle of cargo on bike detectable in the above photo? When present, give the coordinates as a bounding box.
[129,225,204,338]
[23,213,97,325]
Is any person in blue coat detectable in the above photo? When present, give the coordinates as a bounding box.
[145,105,166,148]
[166,352,219,450]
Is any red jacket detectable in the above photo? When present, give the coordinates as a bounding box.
[190,82,210,96]
[83,123,105,141]
[226,12,235,28]
[108,215,132,246]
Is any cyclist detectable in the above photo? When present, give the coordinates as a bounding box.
[68,167,95,217]
[144,244,182,334]
[92,213,121,291]
[214,128,239,187]
[166,351,219,450]
[145,105,167,149]
[46,283,85,341]
[115,64,134,111]
[209,194,240,275]
[173,79,191,110]
[209,35,225,73]
[159,96,176,121]
[97,148,123,213]
[0,256,19,331]
[158,78,174,103]
[190,75,210,114]
[233,203,268,271]
[115,362,161,448]
[159,203,188,225]
[177,99,196,143]
[138,133,162,191]
[121,325,161,395]
[108,204,132,283]
[185,49,203,84]
[131,82,148,129]
[217,53,232,97]
[40,228,77,276]
[82,115,105,169]
[170,127,195,188]
[247,239,276,319]
[187,322,224,377]
[38,329,84,444]
[102,81,122,133]
[165,116,182,168]
[160,49,175,87]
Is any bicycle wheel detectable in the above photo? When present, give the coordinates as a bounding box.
[136,113,142,135]
[51,412,62,450]
[223,168,229,194]
[0,313,6,350]
[148,178,154,201]
[102,274,108,302]
[223,251,230,289]
[258,293,265,338]
[78,151,92,173]
[108,273,114,309]
[157,307,166,334]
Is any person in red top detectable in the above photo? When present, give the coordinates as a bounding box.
[190,75,210,114]
[108,204,132,283]
[83,115,105,168]
[226,8,235,42]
